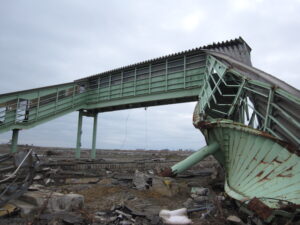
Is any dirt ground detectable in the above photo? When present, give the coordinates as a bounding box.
[1,144,299,225]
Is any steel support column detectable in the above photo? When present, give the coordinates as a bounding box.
[91,113,98,159]
[76,110,83,159]
[11,129,19,153]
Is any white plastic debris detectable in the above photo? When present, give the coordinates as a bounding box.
[227,215,243,224]
[159,208,193,224]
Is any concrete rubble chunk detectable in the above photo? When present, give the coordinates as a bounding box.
[28,184,45,191]
[18,190,84,214]
[9,199,37,217]
[191,195,209,203]
[183,198,194,208]
[150,176,180,197]
[133,170,151,190]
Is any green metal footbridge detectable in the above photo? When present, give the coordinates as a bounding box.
[0,38,251,156]
[1,38,299,212]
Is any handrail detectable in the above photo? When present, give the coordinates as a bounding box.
[0,55,207,132]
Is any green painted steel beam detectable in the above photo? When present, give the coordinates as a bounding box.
[10,129,19,153]
[263,88,275,131]
[0,57,206,134]
[85,88,201,110]
[76,110,83,159]
[91,113,98,159]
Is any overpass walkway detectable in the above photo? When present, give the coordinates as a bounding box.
[0,37,299,159]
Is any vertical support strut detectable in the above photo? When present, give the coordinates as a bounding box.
[76,110,83,159]
[263,88,274,131]
[11,129,19,153]
[91,113,98,159]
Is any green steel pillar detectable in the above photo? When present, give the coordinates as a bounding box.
[171,142,219,175]
[91,113,98,159]
[11,129,19,153]
[76,110,83,159]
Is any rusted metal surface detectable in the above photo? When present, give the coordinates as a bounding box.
[247,197,273,220]
[197,119,300,209]
[159,167,176,177]
[194,118,299,156]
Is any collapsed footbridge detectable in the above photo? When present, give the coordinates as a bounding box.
[0,37,299,213]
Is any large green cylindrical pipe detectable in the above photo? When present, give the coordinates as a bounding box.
[171,142,219,175]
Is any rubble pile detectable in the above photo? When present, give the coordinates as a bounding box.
[1,147,300,225]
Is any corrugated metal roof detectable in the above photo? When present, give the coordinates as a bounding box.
[75,36,252,82]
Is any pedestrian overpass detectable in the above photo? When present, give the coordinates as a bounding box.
[0,37,299,158]
[1,37,300,211]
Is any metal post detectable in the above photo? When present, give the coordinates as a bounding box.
[91,113,98,159]
[149,64,152,94]
[183,55,186,89]
[11,129,19,153]
[109,75,112,99]
[134,67,137,96]
[120,71,123,97]
[263,88,274,131]
[165,59,168,91]
[76,110,83,159]
[35,91,40,121]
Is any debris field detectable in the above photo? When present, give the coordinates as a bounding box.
[0,145,299,225]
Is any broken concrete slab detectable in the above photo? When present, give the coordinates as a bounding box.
[150,177,180,197]
[133,170,151,190]
[9,199,37,217]
[19,190,84,213]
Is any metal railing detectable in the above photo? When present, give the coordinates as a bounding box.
[0,53,208,133]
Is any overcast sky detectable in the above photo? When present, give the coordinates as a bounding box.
[0,0,299,151]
